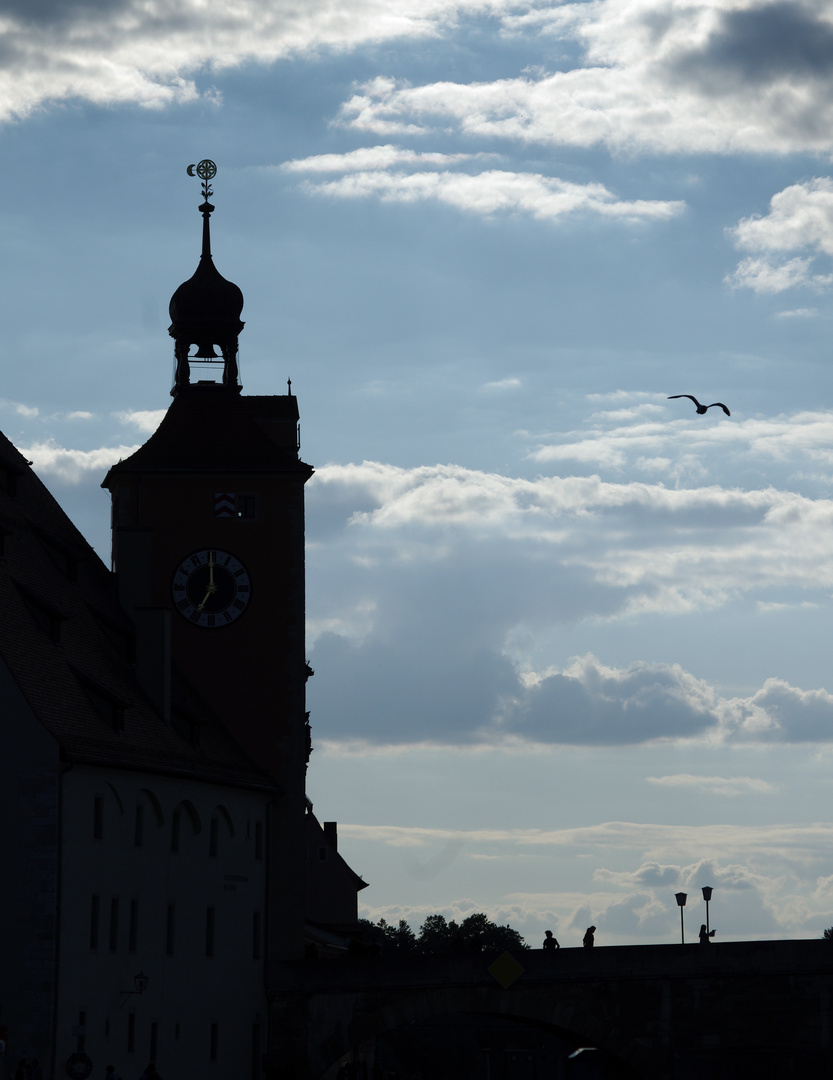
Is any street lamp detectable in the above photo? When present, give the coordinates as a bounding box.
[675,892,687,944]
[702,886,713,935]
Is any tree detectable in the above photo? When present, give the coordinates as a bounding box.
[823,927,833,940]
[377,918,418,954]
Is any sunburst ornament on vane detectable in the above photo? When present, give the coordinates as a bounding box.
[187,159,217,199]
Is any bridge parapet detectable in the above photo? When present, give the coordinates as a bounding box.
[267,939,833,1079]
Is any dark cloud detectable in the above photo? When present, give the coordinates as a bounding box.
[3,0,133,26]
[502,659,718,745]
[670,3,833,90]
[750,679,833,741]
[309,632,518,743]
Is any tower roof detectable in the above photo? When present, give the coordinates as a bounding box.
[169,161,244,394]
[102,385,311,482]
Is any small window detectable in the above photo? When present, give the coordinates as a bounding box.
[318,846,327,862]
[171,809,181,853]
[127,1013,135,1054]
[93,796,103,840]
[90,895,100,949]
[129,899,138,954]
[205,907,215,958]
[237,494,259,520]
[109,898,119,952]
[210,1022,218,1063]
[166,904,175,956]
[209,817,218,858]
[252,911,261,960]
[251,1024,261,1080]
[134,805,144,847]
[150,1022,158,1063]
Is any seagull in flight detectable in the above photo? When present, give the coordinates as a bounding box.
[668,395,731,416]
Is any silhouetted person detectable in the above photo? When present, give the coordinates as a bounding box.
[138,1065,161,1080]
[668,394,731,416]
[583,926,596,948]
[105,1066,122,1080]
[543,930,560,950]
[699,924,715,944]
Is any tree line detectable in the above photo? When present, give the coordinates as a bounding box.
[359,912,529,956]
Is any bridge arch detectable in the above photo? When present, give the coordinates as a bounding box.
[312,981,653,1078]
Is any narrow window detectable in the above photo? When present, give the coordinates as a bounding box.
[205,907,215,958]
[134,804,144,847]
[318,846,327,861]
[171,808,181,853]
[90,895,100,949]
[252,911,261,960]
[129,899,138,954]
[209,816,218,858]
[150,1022,158,1063]
[127,1013,135,1054]
[78,1012,87,1053]
[210,1022,218,1063]
[109,897,119,952]
[166,904,175,956]
[93,796,103,840]
[254,821,263,861]
[251,1023,261,1080]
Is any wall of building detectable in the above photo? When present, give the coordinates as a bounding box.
[54,766,271,1080]
[0,656,60,1077]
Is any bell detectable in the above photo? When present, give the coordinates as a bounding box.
[194,340,220,359]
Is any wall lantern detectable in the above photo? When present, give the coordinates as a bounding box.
[121,971,150,1006]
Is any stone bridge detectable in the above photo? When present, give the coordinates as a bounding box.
[268,938,833,1079]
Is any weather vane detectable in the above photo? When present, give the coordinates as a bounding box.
[187,159,217,201]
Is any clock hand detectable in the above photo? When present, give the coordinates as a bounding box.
[197,552,217,612]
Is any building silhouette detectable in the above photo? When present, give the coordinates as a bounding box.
[0,172,366,1079]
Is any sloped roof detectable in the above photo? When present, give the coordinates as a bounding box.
[0,429,275,791]
[103,384,312,479]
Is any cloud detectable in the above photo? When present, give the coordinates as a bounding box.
[299,168,684,223]
[646,774,776,796]
[281,145,489,173]
[726,179,833,292]
[20,439,140,482]
[114,408,167,433]
[305,432,833,748]
[337,1,833,155]
[0,0,502,122]
[500,654,719,745]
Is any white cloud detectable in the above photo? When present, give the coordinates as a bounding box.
[481,377,522,392]
[646,774,776,796]
[20,439,140,482]
[726,179,833,292]
[281,144,488,172]
[338,1,833,155]
[731,179,833,256]
[301,168,684,222]
[114,408,167,433]
[0,0,509,122]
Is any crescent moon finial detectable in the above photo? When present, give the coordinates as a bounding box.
[186,163,196,176]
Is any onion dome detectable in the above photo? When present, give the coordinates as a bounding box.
[168,161,245,394]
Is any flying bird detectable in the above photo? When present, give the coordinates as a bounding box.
[668,395,730,416]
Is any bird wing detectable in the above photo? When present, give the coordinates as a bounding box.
[668,394,701,406]
[707,403,731,416]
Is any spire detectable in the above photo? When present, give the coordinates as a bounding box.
[168,161,245,395]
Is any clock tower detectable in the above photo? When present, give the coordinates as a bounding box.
[102,163,314,961]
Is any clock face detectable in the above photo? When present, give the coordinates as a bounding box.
[172,549,251,627]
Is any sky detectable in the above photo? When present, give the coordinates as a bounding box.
[4,0,833,949]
